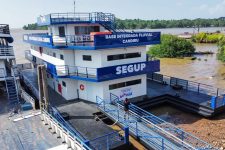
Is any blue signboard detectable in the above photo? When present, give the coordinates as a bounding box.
[23,34,53,47]
[97,60,160,81]
[37,15,51,26]
[94,32,161,49]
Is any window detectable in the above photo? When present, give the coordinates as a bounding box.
[107,52,141,61]
[109,79,142,90]
[83,55,92,61]
[126,79,142,86]
[60,54,64,60]
[62,81,66,87]
[58,26,65,37]
[53,52,56,57]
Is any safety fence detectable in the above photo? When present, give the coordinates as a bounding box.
[89,131,124,150]
[0,46,14,56]
[97,95,215,150]
[41,109,92,150]
[148,73,225,109]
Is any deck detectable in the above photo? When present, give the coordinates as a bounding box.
[0,96,62,150]
[147,80,212,107]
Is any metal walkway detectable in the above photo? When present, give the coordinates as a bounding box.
[96,94,215,150]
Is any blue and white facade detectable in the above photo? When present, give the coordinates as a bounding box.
[24,12,160,103]
[0,24,16,80]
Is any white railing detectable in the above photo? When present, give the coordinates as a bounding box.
[25,50,33,62]
[0,46,14,57]
[0,68,6,78]
[21,89,35,109]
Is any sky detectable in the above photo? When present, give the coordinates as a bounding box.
[1,0,225,28]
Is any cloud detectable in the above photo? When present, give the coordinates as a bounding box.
[198,0,225,16]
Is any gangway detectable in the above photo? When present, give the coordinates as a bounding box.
[96,94,216,150]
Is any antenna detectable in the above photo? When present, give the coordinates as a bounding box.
[74,0,76,14]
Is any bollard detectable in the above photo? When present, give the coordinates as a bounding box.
[124,126,129,145]
[211,96,217,109]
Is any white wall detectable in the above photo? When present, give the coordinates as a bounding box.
[74,46,146,68]
[30,47,65,66]
[74,50,101,68]
[102,75,147,102]
[47,76,78,100]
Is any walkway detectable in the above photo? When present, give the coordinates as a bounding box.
[96,96,214,150]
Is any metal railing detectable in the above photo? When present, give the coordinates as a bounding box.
[25,50,33,62]
[148,73,225,97]
[49,106,86,142]
[49,12,115,24]
[0,46,14,56]
[96,95,215,150]
[42,108,92,150]
[55,65,97,79]
[0,24,10,34]
[89,131,124,150]
[52,34,93,46]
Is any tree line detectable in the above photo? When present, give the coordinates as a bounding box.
[23,17,225,30]
[116,17,225,29]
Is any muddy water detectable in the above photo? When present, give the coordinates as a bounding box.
[160,44,225,89]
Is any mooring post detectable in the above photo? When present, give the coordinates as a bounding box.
[124,126,129,145]
[211,96,217,109]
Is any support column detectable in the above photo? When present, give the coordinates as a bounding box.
[124,126,129,145]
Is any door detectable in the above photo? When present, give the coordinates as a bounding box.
[58,26,65,37]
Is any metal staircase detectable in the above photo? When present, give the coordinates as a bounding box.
[5,67,20,110]
[96,12,127,33]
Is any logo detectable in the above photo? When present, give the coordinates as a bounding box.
[120,88,133,99]
[116,63,146,75]
[80,84,85,91]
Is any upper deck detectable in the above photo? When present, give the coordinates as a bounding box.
[0,24,13,43]
[23,32,161,50]
[37,12,115,26]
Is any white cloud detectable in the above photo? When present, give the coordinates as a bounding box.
[198,0,225,16]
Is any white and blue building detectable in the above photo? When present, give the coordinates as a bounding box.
[24,12,160,103]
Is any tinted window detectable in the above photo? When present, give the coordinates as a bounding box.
[60,54,64,60]
[83,55,92,61]
[62,81,66,87]
[109,79,142,90]
[53,53,56,57]
[107,52,141,61]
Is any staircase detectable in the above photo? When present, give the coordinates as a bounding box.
[4,67,19,110]
[6,78,19,108]
[96,12,127,33]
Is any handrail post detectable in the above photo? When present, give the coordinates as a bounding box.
[161,138,164,150]
[135,122,138,137]
[198,83,200,94]
[211,96,217,109]
[216,88,219,97]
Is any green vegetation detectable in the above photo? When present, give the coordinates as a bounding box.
[147,34,195,58]
[23,23,47,30]
[191,32,224,43]
[116,17,225,29]
[218,36,225,62]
